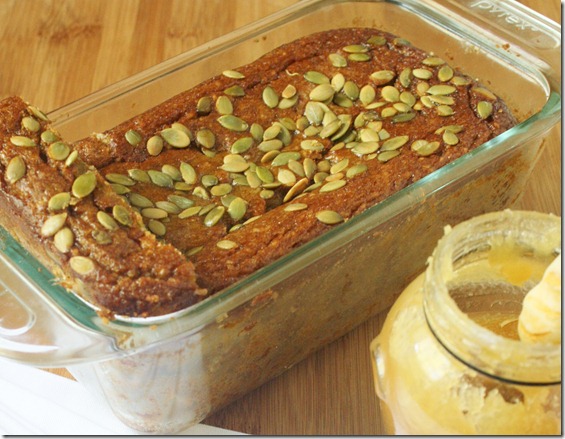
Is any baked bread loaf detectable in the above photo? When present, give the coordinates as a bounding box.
[0,28,516,317]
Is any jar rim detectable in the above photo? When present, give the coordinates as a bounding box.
[423,210,561,385]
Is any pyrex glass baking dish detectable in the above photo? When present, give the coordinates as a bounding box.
[0,0,560,433]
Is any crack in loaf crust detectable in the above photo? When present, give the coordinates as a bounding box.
[0,28,516,317]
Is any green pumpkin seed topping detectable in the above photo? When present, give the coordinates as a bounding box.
[222,69,245,79]
[196,96,213,115]
[41,212,67,237]
[216,239,238,250]
[6,155,26,184]
[72,171,97,198]
[148,219,166,236]
[10,135,36,147]
[217,114,248,132]
[69,256,95,275]
[41,130,59,144]
[147,135,164,156]
[161,127,190,148]
[316,210,344,225]
[125,129,142,146]
[22,116,40,132]
[477,101,493,119]
[97,211,119,231]
[113,205,133,226]
[48,192,71,211]
[54,227,74,253]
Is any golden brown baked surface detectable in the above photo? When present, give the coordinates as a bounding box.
[0,28,516,316]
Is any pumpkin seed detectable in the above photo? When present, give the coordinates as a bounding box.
[477,101,493,119]
[161,128,190,148]
[304,101,325,125]
[197,96,213,115]
[352,141,380,155]
[346,164,368,178]
[399,67,412,88]
[359,128,380,143]
[127,168,150,183]
[156,201,181,214]
[343,44,368,53]
[178,206,202,219]
[224,85,245,97]
[367,35,387,46]
[113,205,133,226]
[97,211,119,231]
[227,197,247,222]
[162,164,183,181]
[48,192,71,211]
[148,219,166,236]
[303,157,316,178]
[328,53,347,67]
[300,139,324,151]
[167,194,194,209]
[381,135,409,151]
[377,150,401,162]
[180,162,197,184]
[10,135,36,147]
[263,124,281,140]
[319,119,342,139]
[22,116,40,132]
[278,95,298,109]
[316,210,343,225]
[250,123,264,142]
[451,76,471,86]
[228,137,252,155]
[216,95,233,115]
[422,56,445,66]
[304,70,330,85]
[438,65,454,82]
[105,173,136,186]
[277,169,296,186]
[381,86,400,102]
[54,227,74,253]
[370,70,395,85]
[201,174,219,187]
[333,93,353,108]
[6,155,26,184]
[288,159,305,177]
[204,206,225,227]
[147,135,164,156]
[258,139,283,152]
[436,105,455,116]
[443,130,459,145]
[196,129,216,149]
[28,105,49,121]
[411,140,440,156]
[69,256,95,275]
[41,130,59,144]
[128,192,154,208]
[211,183,232,197]
[125,129,142,146]
[282,84,297,99]
[141,207,168,219]
[222,69,245,79]
[284,203,308,212]
[220,154,249,173]
[309,83,335,102]
[320,179,346,193]
[260,190,274,199]
[262,86,279,108]
[217,114,248,132]
[72,171,97,198]
[111,183,129,195]
[187,246,203,256]
[427,85,456,96]
[283,177,309,202]
[330,158,349,175]
[41,213,67,237]
[217,239,238,250]
[359,85,376,105]
[412,68,433,80]
[148,170,174,188]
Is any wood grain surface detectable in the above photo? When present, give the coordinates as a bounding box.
[0,0,560,435]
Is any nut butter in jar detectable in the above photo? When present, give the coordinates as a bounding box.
[370,210,561,435]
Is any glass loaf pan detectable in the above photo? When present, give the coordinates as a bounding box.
[0,0,560,433]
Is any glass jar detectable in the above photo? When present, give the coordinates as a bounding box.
[370,210,561,435]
